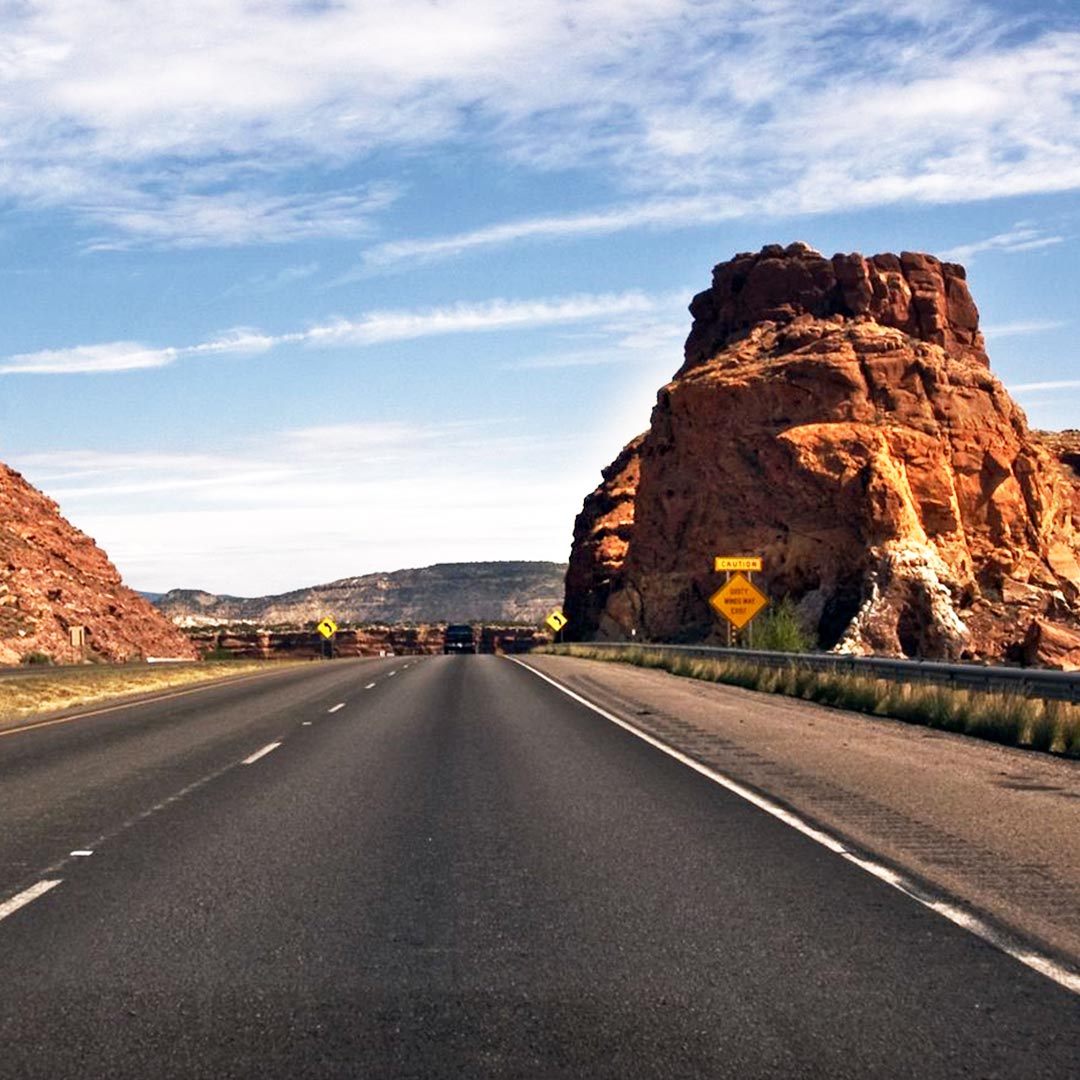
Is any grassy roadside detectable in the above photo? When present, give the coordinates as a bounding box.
[0,661,301,723]
[542,645,1080,758]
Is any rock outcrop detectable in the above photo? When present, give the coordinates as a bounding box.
[0,463,198,664]
[566,243,1080,666]
[187,624,547,660]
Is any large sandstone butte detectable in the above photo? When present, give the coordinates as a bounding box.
[0,462,197,664]
[566,243,1080,666]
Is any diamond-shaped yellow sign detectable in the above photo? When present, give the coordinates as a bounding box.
[709,573,768,629]
[545,610,568,632]
[316,617,338,639]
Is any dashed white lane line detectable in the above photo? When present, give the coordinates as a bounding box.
[388,670,397,677]
[302,721,313,726]
[0,880,62,923]
[365,683,376,690]
[510,657,1080,997]
[242,741,282,765]
[328,703,346,713]
[70,850,93,857]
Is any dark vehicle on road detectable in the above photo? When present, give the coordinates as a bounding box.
[443,623,476,654]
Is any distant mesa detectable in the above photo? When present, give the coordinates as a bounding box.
[565,242,1080,668]
[0,463,197,665]
[154,561,567,628]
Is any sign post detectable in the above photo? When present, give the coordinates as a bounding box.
[69,625,86,664]
[316,617,338,659]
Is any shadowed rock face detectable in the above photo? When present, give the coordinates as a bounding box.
[0,463,197,664]
[565,244,1080,666]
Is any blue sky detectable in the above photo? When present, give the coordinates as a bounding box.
[1,0,1078,595]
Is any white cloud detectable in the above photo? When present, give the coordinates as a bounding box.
[940,226,1067,263]
[356,196,745,273]
[982,319,1069,338]
[10,417,594,593]
[2,2,1080,249]
[1010,379,1080,392]
[0,290,662,375]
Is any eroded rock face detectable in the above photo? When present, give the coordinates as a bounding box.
[0,463,197,664]
[566,244,1080,666]
[563,434,643,639]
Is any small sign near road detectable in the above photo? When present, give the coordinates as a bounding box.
[709,573,768,629]
[714,556,763,572]
[316,617,338,640]
[546,610,568,633]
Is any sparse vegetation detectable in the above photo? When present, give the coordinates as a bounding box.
[20,650,55,665]
[753,597,816,653]
[543,644,1080,758]
[0,661,299,722]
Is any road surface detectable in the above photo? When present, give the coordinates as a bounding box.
[1,655,1077,1077]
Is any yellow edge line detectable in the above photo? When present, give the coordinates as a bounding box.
[0,666,294,738]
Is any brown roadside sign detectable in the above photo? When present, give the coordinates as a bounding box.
[709,572,768,629]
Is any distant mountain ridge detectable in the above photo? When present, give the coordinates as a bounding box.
[154,561,567,627]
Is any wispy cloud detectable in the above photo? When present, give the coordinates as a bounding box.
[11,417,596,593]
[3,2,1080,249]
[982,318,1069,338]
[940,226,1066,264]
[356,197,744,274]
[1010,379,1080,392]
[0,290,661,375]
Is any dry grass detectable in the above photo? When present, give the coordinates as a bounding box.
[0,661,290,723]
[544,645,1080,757]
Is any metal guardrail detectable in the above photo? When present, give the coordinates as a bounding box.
[555,641,1080,704]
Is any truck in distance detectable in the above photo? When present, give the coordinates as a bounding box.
[443,623,477,654]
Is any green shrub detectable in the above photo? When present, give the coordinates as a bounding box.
[754,598,815,653]
[20,650,54,665]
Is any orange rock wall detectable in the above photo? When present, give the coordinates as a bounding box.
[566,244,1080,665]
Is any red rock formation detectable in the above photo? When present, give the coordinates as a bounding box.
[187,625,548,659]
[566,243,1080,666]
[563,434,643,638]
[0,463,197,664]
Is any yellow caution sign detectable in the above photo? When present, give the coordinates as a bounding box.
[709,573,768,630]
[714,556,763,573]
[316,617,338,639]
[545,610,568,633]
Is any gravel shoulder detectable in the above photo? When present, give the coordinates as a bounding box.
[523,654,1080,969]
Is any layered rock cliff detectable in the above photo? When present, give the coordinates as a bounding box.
[0,463,197,664]
[156,561,567,627]
[566,243,1080,665]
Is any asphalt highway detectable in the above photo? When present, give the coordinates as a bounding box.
[0,655,1077,1078]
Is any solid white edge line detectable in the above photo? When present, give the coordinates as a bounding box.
[0,879,62,922]
[242,741,282,765]
[328,703,345,713]
[509,657,1080,997]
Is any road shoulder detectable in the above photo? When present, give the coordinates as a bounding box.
[521,653,1080,969]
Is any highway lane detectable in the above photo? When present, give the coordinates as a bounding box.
[0,657,404,898]
[0,654,1077,1077]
